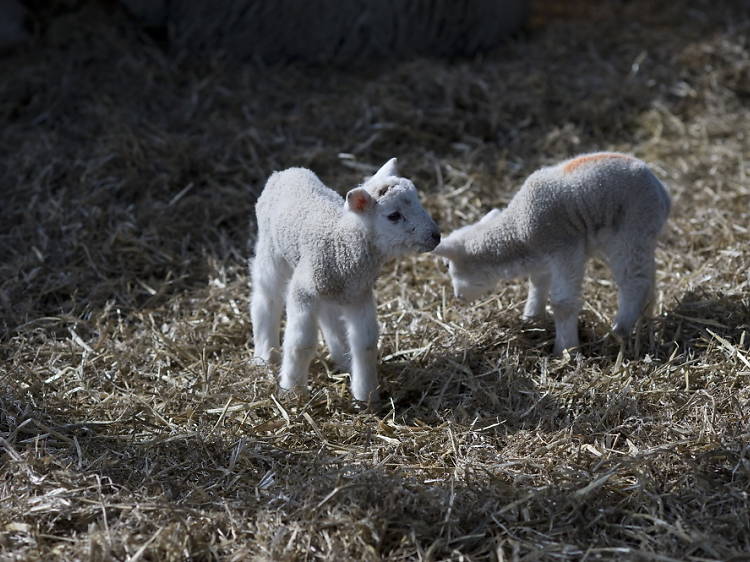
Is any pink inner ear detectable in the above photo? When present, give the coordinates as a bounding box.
[350,191,369,212]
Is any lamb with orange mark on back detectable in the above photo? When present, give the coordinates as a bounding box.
[434,152,670,355]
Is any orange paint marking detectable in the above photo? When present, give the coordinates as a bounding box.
[562,153,633,174]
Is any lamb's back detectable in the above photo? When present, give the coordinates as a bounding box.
[256,168,344,265]
[509,155,669,249]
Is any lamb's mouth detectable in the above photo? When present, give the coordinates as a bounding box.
[417,240,439,252]
[420,231,441,251]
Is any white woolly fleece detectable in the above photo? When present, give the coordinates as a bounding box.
[251,158,440,403]
[435,152,670,355]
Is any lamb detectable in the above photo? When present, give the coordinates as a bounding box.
[250,158,441,404]
[433,152,670,355]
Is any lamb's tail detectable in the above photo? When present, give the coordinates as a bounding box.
[249,174,277,262]
[643,165,671,223]
[264,171,282,190]
[657,177,671,220]
[653,176,672,239]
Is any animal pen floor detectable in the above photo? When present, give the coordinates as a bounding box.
[1,1,749,560]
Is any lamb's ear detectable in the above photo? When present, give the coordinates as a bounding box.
[369,158,398,183]
[480,208,501,223]
[432,237,462,260]
[345,187,374,213]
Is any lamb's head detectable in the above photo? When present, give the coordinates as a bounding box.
[433,211,501,301]
[344,158,441,258]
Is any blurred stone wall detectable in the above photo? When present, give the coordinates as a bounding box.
[0,0,27,50]
[121,0,530,62]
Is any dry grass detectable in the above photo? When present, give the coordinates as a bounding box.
[1,1,750,560]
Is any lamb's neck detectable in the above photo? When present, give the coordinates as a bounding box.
[467,213,530,279]
[334,215,383,271]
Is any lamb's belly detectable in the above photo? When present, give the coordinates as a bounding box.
[586,226,622,259]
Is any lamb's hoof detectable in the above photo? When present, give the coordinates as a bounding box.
[350,387,381,413]
[351,395,382,414]
[553,344,578,359]
[276,384,309,403]
[611,323,631,342]
[521,312,545,323]
[252,349,281,368]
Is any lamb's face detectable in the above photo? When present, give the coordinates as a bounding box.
[370,179,441,258]
[344,158,440,258]
[444,256,498,301]
[434,229,499,301]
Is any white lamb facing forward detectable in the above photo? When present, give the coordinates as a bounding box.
[251,158,441,403]
[434,152,671,355]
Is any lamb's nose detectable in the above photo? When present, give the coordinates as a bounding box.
[431,231,441,245]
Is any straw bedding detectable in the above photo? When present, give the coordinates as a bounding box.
[1,1,749,560]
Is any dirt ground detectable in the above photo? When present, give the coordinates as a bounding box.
[1,1,749,560]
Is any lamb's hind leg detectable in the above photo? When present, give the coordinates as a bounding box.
[522,270,551,321]
[278,282,319,393]
[250,249,290,366]
[318,301,350,372]
[549,249,586,356]
[609,243,656,340]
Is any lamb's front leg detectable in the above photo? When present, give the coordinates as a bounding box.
[549,251,585,356]
[341,294,379,404]
[522,270,551,321]
[610,247,657,341]
[278,286,319,393]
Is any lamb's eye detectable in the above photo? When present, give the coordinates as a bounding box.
[387,211,402,222]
